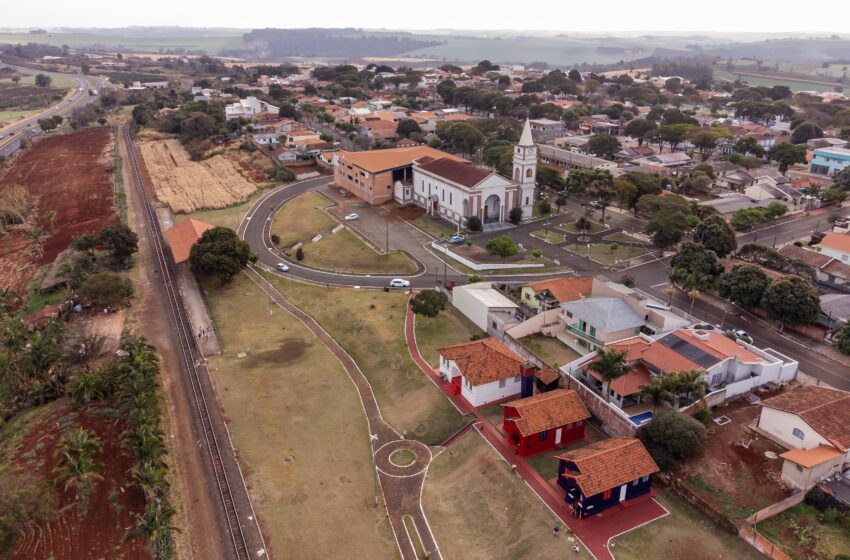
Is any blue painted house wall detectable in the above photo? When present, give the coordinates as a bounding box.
[557,459,654,518]
[810,148,850,177]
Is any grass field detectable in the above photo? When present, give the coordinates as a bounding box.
[414,304,484,368]
[0,32,244,55]
[412,213,456,240]
[565,243,647,265]
[526,426,607,483]
[262,272,469,445]
[517,334,580,369]
[0,109,37,126]
[531,229,566,244]
[561,220,606,234]
[714,70,837,93]
[613,489,766,560]
[271,191,337,249]
[758,501,850,560]
[603,232,642,244]
[423,432,593,560]
[204,274,397,559]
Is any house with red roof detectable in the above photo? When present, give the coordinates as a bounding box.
[557,437,658,518]
[502,389,590,456]
[163,219,215,264]
[520,277,592,312]
[818,232,850,264]
[757,386,850,490]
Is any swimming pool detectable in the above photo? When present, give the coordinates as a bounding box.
[629,411,654,426]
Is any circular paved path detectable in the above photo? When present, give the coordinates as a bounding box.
[375,439,432,478]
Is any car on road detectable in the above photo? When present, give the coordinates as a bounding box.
[728,329,753,344]
[589,200,603,209]
[389,278,410,288]
[275,262,290,272]
[447,234,465,244]
[344,213,359,221]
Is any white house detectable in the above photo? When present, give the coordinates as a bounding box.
[451,282,519,334]
[401,119,537,225]
[818,232,850,263]
[225,96,280,120]
[439,338,528,407]
[757,386,850,490]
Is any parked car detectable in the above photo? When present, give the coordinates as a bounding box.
[344,213,359,221]
[275,262,290,272]
[589,200,603,209]
[448,234,465,244]
[728,329,753,344]
[389,278,410,288]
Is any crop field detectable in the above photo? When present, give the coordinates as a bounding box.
[0,83,66,112]
[138,135,267,213]
[0,127,118,296]
[714,70,838,93]
[0,32,244,54]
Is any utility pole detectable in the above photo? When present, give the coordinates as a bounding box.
[386,222,389,253]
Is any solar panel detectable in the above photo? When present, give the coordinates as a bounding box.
[658,333,720,369]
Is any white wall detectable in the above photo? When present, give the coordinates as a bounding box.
[461,374,522,407]
[758,407,832,450]
[782,455,845,490]
[451,287,494,332]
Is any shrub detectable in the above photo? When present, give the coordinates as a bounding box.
[486,235,519,258]
[532,249,542,257]
[693,407,712,424]
[410,289,449,318]
[508,207,524,224]
[466,216,482,232]
[239,141,257,152]
[621,274,635,288]
[79,272,133,308]
[270,233,280,246]
[464,239,473,247]
[295,246,304,261]
[643,411,707,470]
[468,274,483,283]
[575,216,591,231]
[269,166,295,182]
[539,200,551,214]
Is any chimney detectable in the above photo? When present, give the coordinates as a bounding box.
[520,362,536,399]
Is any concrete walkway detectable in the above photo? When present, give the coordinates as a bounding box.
[244,267,442,560]
[404,305,668,560]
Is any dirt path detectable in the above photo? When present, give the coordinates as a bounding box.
[120,123,228,560]
[244,267,443,560]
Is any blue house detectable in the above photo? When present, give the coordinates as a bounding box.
[556,437,658,519]
[810,147,850,177]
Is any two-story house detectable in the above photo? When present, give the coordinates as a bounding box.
[559,297,644,354]
[520,277,592,312]
[810,147,850,177]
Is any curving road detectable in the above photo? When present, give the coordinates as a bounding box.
[0,63,110,157]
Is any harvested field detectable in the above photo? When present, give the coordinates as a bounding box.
[5,400,151,560]
[0,127,118,296]
[139,136,267,213]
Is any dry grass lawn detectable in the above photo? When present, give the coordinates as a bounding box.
[612,489,765,560]
[270,191,337,249]
[173,188,271,231]
[204,274,396,559]
[140,135,264,213]
[414,304,484,368]
[518,334,581,369]
[262,272,469,445]
[423,432,593,560]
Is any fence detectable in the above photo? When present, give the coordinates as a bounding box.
[745,490,805,524]
[566,375,637,438]
[738,525,793,560]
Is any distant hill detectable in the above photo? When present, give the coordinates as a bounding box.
[243,28,442,58]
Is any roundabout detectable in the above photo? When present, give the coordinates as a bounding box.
[375,439,432,478]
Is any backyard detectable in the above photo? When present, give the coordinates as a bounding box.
[204,274,397,559]
[423,432,593,560]
[262,272,469,445]
[758,498,850,560]
[612,489,767,560]
[517,333,581,369]
[414,304,484,368]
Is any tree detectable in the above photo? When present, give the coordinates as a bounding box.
[669,242,724,291]
[832,167,850,191]
[466,216,482,232]
[790,121,824,144]
[719,264,770,308]
[34,73,51,87]
[731,207,767,229]
[765,201,789,220]
[410,289,448,318]
[566,168,613,218]
[536,165,563,190]
[54,427,103,512]
[693,215,736,258]
[768,143,807,174]
[98,223,138,266]
[395,119,421,138]
[486,235,519,258]
[623,119,658,146]
[646,209,688,253]
[588,133,621,159]
[188,227,251,283]
[761,275,820,327]
[568,69,583,83]
[79,272,133,308]
[295,246,304,261]
[688,129,730,161]
[734,136,765,158]
[833,322,850,355]
[643,411,707,470]
[439,122,484,156]
[638,378,673,412]
[586,348,628,403]
[508,207,524,225]
[278,102,298,119]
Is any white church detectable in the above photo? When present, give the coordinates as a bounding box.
[395,119,537,228]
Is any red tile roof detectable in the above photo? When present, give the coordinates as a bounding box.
[761,386,850,451]
[820,233,850,255]
[416,157,493,188]
[587,362,652,397]
[526,277,592,304]
[503,389,590,437]
[164,219,214,264]
[780,445,842,468]
[439,338,524,386]
[557,437,658,497]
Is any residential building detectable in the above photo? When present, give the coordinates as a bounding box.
[438,338,527,407]
[806,137,848,150]
[163,219,214,264]
[334,146,462,205]
[502,389,590,456]
[538,144,617,172]
[628,152,693,175]
[451,282,520,334]
[224,96,280,120]
[809,147,850,177]
[777,243,850,294]
[520,277,593,312]
[528,118,565,143]
[818,232,850,263]
[757,386,850,490]
[744,181,802,208]
[557,437,658,519]
[559,297,644,354]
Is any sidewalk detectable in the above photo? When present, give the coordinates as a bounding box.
[404,306,669,560]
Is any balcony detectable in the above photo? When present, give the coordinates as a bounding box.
[564,322,604,347]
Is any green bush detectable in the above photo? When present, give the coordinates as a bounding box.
[532,249,542,258]
[693,407,712,424]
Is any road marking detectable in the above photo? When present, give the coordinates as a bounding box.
[651,282,669,288]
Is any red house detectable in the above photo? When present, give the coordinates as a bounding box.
[502,389,590,456]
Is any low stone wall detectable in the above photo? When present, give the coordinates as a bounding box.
[745,491,805,524]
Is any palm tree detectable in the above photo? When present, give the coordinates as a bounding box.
[638,378,673,412]
[54,427,104,512]
[677,370,709,407]
[586,347,629,403]
[126,502,179,554]
[66,370,105,404]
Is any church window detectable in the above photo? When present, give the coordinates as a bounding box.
[526,168,533,178]
[514,169,519,181]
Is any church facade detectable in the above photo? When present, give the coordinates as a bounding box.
[395,119,537,227]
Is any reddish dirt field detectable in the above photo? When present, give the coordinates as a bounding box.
[0,128,119,295]
[11,400,152,560]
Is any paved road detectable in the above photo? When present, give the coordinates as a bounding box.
[0,63,110,157]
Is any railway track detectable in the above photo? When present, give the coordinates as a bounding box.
[122,122,268,560]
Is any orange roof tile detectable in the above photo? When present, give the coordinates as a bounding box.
[439,338,524,386]
[527,277,592,304]
[762,386,850,451]
[557,437,658,497]
[503,389,590,437]
[164,219,214,264]
[337,146,465,173]
[587,362,652,397]
[535,366,560,385]
[780,445,843,468]
[820,233,850,255]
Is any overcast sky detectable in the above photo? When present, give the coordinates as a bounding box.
[4,0,850,33]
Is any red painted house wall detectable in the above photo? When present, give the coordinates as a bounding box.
[502,407,586,457]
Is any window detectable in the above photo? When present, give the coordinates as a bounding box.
[566,311,573,318]
[792,428,805,440]
[632,479,639,486]
[566,422,572,429]
[602,489,612,500]
[442,190,445,202]
[525,196,529,205]
[539,430,549,441]
[795,464,804,472]
[499,379,507,388]
[642,475,650,482]
[526,168,533,178]
[449,192,453,205]
[576,420,582,427]
[589,326,596,337]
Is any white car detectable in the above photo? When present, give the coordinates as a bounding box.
[344,213,359,221]
[389,278,410,288]
[275,262,290,272]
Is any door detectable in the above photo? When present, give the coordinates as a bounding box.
[619,484,627,502]
[555,428,563,445]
